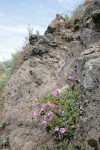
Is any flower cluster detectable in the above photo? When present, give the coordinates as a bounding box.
[33,100,59,125]
[32,85,80,141]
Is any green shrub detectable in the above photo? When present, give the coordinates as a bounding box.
[0,134,9,146]
[10,51,20,70]
[60,28,73,41]
[33,81,81,149]
[0,50,20,89]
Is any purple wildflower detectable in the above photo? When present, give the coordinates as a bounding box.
[47,102,53,107]
[52,90,59,96]
[39,107,45,113]
[41,103,48,107]
[47,102,57,108]
[49,117,53,121]
[67,75,75,81]
[41,120,48,125]
[60,128,67,134]
[55,126,59,131]
[43,115,48,120]
[32,102,39,106]
[47,111,54,121]
[33,111,40,117]
[47,111,54,116]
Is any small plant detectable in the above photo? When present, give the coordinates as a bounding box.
[33,76,81,149]
[0,122,5,130]
[27,24,33,38]
[70,144,76,150]
[41,144,49,150]
[0,51,20,88]
[64,32,73,41]
[69,144,85,150]
[24,24,33,44]
[0,134,9,146]
[55,140,68,150]
[60,28,73,41]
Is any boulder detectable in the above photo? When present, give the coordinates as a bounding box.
[4,33,78,149]
[75,42,100,150]
[2,0,100,150]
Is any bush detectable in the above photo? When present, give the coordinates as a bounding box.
[0,50,20,89]
[0,134,9,146]
[60,28,73,41]
[33,79,81,149]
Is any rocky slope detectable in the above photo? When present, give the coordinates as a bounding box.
[1,0,100,149]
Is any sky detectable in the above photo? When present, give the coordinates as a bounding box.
[0,0,84,62]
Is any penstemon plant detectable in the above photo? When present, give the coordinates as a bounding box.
[33,76,83,149]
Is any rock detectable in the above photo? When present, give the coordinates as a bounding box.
[75,42,100,150]
[24,34,58,59]
[80,28,91,45]
[45,14,65,34]
[2,149,9,150]
[79,56,100,89]
[85,18,92,28]
[4,33,75,149]
[80,28,100,46]
[3,0,100,150]
[33,45,48,56]
[9,127,55,150]
[91,9,100,23]
[29,35,39,45]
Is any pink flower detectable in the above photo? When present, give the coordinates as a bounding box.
[47,111,54,116]
[33,111,40,117]
[67,75,75,81]
[32,102,39,106]
[41,120,48,125]
[48,116,53,121]
[47,102,56,108]
[55,126,59,131]
[47,111,54,121]
[59,128,67,134]
[40,107,45,113]
[52,90,59,96]
[47,102,53,107]
[43,115,48,120]
[41,103,47,107]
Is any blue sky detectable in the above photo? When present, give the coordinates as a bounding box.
[0,0,84,61]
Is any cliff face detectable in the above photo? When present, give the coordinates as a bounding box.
[2,0,100,150]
